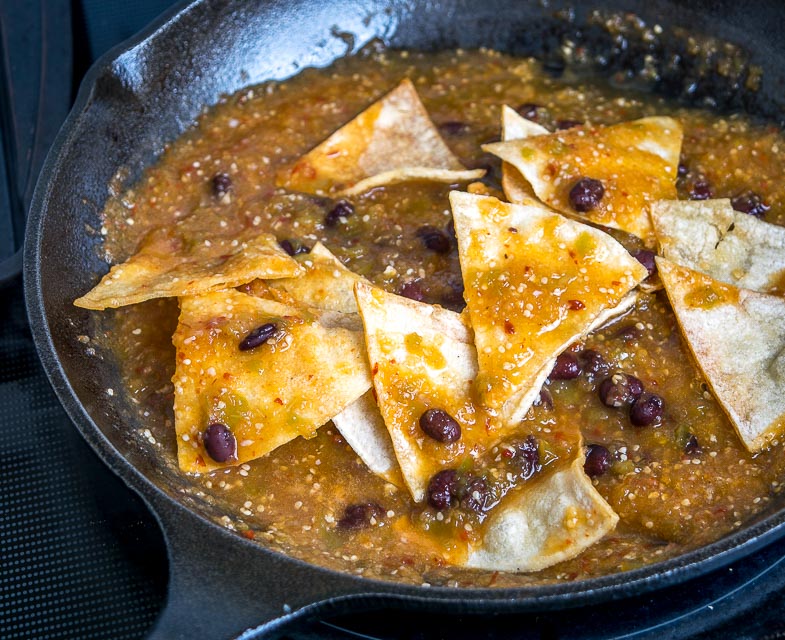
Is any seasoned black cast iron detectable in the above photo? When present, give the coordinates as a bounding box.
[23,0,785,638]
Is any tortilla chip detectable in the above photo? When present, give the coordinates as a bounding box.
[483,116,683,243]
[173,289,371,473]
[466,458,618,572]
[356,282,511,501]
[657,257,785,452]
[75,227,302,310]
[246,243,404,485]
[332,391,405,487]
[276,78,484,196]
[450,192,648,420]
[500,105,548,204]
[652,199,785,295]
[265,242,365,314]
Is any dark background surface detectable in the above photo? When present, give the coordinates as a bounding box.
[3,1,785,638]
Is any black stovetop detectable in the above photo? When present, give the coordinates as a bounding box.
[3,2,785,638]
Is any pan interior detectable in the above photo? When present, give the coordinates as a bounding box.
[29,0,785,599]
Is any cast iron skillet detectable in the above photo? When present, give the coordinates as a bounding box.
[23,0,785,638]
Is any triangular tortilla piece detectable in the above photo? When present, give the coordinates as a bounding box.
[265,242,366,314]
[450,192,648,420]
[466,458,618,572]
[75,227,302,310]
[652,199,785,295]
[356,282,513,502]
[331,391,404,487]
[173,289,371,473]
[483,116,683,243]
[657,257,785,452]
[276,78,484,196]
[256,243,403,484]
[500,105,549,204]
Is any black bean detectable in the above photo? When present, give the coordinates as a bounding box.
[629,392,664,426]
[538,388,554,410]
[569,177,605,212]
[419,408,461,443]
[579,349,609,379]
[689,176,713,200]
[445,218,457,242]
[438,121,470,136]
[416,225,452,254]
[731,191,770,218]
[239,322,278,351]
[203,422,237,463]
[279,238,310,256]
[211,172,233,198]
[427,469,460,510]
[598,373,644,408]
[632,249,657,278]
[685,434,703,456]
[398,279,425,302]
[517,435,541,480]
[324,199,354,227]
[470,158,504,192]
[677,162,689,178]
[441,272,465,310]
[614,323,642,342]
[550,353,582,380]
[515,102,540,121]
[584,444,612,478]
[461,476,491,512]
[556,119,583,130]
[337,502,385,530]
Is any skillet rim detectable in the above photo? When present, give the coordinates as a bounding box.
[22,0,785,614]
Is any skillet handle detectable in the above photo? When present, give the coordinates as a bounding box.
[142,490,372,640]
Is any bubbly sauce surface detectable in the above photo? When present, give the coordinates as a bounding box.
[93,46,785,587]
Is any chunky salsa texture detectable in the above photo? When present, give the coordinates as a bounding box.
[89,45,785,587]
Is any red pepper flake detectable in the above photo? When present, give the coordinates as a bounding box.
[503,320,515,334]
[274,397,284,405]
[568,299,585,310]
[195,454,206,467]
[371,363,379,376]
[243,530,256,540]
[508,227,518,233]
[292,161,316,179]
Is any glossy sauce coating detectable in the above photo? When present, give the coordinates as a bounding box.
[93,46,785,587]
